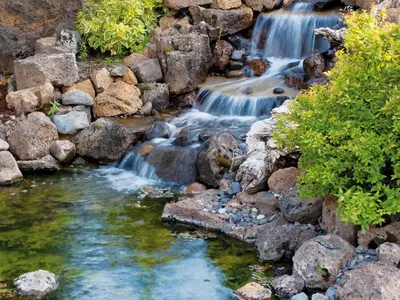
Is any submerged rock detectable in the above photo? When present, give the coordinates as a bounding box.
[14,270,58,299]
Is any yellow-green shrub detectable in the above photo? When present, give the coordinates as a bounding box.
[275,10,400,229]
[76,0,167,56]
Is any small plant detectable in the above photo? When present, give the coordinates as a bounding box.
[95,124,103,129]
[316,265,329,278]
[47,100,61,117]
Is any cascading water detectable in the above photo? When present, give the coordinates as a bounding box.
[107,2,342,188]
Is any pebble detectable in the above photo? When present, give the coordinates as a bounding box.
[256,214,266,220]
[230,214,243,224]
[355,245,366,254]
[273,87,285,94]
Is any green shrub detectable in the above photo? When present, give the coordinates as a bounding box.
[76,0,167,56]
[275,10,400,229]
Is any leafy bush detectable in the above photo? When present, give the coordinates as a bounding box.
[275,10,400,229]
[76,0,167,56]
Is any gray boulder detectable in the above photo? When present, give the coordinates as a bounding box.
[145,122,172,140]
[0,151,23,185]
[293,234,355,289]
[303,52,326,80]
[14,53,79,90]
[377,242,400,266]
[132,59,163,83]
[290,293,308,300]
[17,155,61,173]
[62,90,94,106]
[14,270,58,299]
[0,138,9,151]
[271,275,305,298]
[52,111,90,135]
[139,83,169,111]
[278,187,324,224]
[50,140,76,163]
[56,105,92,124]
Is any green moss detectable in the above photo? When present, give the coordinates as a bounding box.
[216,156,232,169]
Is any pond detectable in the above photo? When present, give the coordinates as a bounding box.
[0,167,276,299]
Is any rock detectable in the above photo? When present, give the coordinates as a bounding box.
[119,68,138,85]
[256,222,317,261]
[124,53,148,67]
[268,167,300,193]
[156,34,212,95]
[90,68,113,93]
[159,11,190,28]
[132,59,163,83]
[137,102,153,117]
[138,144,155,156]
[34,37,60,54]
[293,234,355,289]
[174,129,199,146]
[212,0,242,9]
[93,82,143,118]
[0,122,6,141]
[138,83,170,111]
[162,189,226,230]
[320,195,360,244]
[374,0,400,24]
[14,53,79,90]
[6,82,54,114]
[61,90,93,106]
[212,40,234,71]
[14,270,58,299]
[278,187,323,224]
[72,118,143,162]
[172,92,198,108]
[63,79,96,99]
[230,61,244,70]
[231,50,245,61]
[145,122,172,140]
[50,140,76,163]
[186,182,208,194]
[336,262,400,300]
[315,27,346,48]
[237,191,280,215]
[17,155,61,172]
[243,0,282,11]
[271,275,305,298]
[52,111,90,135]
[312,293,328,300]
[250,59,269,77]
[358,221,400,247]
[190,5,253,36]
[377,242,400,266]
[303,52,326,80]
[35,30,80,55]
[273,87,285,94]
[0,151,23,185]
[7,112,58,160]
[234,282,272,300]
[55,105,92,124]
[226,70,245,78]
[290,293,308,300]
[0,139,9,151]
[164,0,212,10]
[110,66,127,77]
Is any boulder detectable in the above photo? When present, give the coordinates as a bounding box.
[291,293,308,300]
[115,68,138,85]
[303,52,326,80]
[90,68,113,93]
[250,59,269,77]
[377,242,400,266]
[52,111,90,135]
[212,0,242,9]
[234,282,272,300]
[256,223,317,261]
[136,102,153,117]
[55,105,92,124]
[320,195,360,244]
[336,262,400,300]
[50,140,76,163]
[0,139,9,151]
[159,11,190,29]
[374,0,400,24]
[243,0,282,11]
[162,189,226,230]
[0,151,23,185]
[138,83,170,111]
[172,92,198,108]
[185,182,208,193]
[124,53,148,68]
[268,167,300,193]
[156,34,212,95]
[93,82,143,118]
[132,59,163,83]
[278,187,324,224]
[14,53,79,90]
[17,155,61,172]
[212,40,234,72]
[237,191,280,215]
[271,275,305,298]
[6,82,54,114]
[7,112,58,160]
[145,122,172,140]
[72,118,143,162]
[61,90,94,106]
[14,270,58,299]
[358,221,400,246]
[35,30,80,54]
[293,234,355,289]
[63,79,95,99]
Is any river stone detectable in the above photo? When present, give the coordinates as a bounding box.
[162,189,227,230]
[90,68,113,93]
[197,146,232,187]
[250,59,269,77]
[226,70,245,78]
[377,242,400,266]
[50,140,76,163]
[62,90,94,106]
[271,275,305,298]
[278,187,323,224]
[0,151,23,185]
[14,53,79,90]
[17,155,61,173]
[63,79,96,99]
[14,270,58,299]
[235,282,272,300]
[268,167,300,193]
[52,111,90,135]
[93,82,143,118]
[6,82,54,114]
[7,112,58,160]
[293,234,355,289]
[138,83,169,111]
[336,262,400,300]
[164,0,212,10]
[72,118,144,162]
[212,40,234,71]
[303,52,326,80]
[0,139,10,151]
[132,59,163,83]
[145,122,172,140]
[138,144,155,156]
